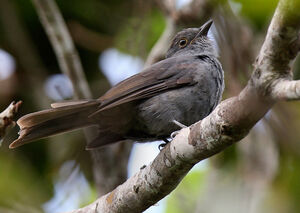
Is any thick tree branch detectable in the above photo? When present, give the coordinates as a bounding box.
[68,0,300,212]
[195,6,279,212]
[254,0,300,100]
[0,101,22,143]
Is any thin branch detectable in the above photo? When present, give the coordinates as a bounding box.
[69,0,300,212]
[31,0,91,99]
[31,0,132,195]
[144,17,176,67]
[68,21,113,53]
[0,101,22,142]
[154,0,176,17]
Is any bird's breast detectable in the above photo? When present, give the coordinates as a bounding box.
[129,55,224,140]
[133,85,220,138]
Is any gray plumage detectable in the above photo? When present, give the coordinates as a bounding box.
[10,20,224,149]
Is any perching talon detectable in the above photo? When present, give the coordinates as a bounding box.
[158,138,170,150]
[171,130,180,139]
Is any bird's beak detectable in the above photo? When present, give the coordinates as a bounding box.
[197,19,213,37]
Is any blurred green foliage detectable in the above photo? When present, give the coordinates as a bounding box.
[0,152,52,212]
[165,169,206,213]
[233,0,279,29]
[116,10,166,57]
[277,154,300,212]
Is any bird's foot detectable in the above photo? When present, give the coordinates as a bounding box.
[158,121,187,150]
[158,138,170,150]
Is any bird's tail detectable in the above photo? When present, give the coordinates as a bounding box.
[10,100,99,149]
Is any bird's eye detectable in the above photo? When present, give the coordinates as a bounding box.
[178,38,188,48]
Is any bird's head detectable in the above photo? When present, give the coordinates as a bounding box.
[166,20,216,58]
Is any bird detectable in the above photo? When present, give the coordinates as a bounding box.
[10,20,224,150]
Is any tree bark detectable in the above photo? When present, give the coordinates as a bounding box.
[0,101,22,143]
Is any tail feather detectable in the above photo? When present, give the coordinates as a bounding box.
[50,100,91,108]
[85,131,124,150]
[10,100,99,149]
[18,100,97,128]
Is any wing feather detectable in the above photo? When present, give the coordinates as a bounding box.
[91,56,198,116]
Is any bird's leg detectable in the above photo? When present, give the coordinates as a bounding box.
[172,120,187,128]
[158,120,187,150]
[158,138,170,150]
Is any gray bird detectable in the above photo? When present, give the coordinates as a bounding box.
[10,20,224,149]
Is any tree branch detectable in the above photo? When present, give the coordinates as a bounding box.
[271,79,300,100]
[31,0,132,195]
[144,17,176,67]
[31,0,91,99]
[0,101,22,143]
[68,0,300,212]
[68,21,113,53]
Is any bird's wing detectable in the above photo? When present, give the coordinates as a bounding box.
[92,56,199,115]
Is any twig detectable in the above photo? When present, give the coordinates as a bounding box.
[68,21,114,53]
[0,101,22,143]
[31,0,132,195]
[144,17,176,67]
[68,0,300,212]
[31,0,91,99]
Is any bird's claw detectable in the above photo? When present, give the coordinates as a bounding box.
[158,121,186,150]
[171,130,180,139]
[158,143,166,150]
[170,120,187,139]
[158,138,170,150]
[158,124,185,150]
